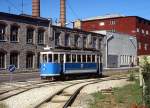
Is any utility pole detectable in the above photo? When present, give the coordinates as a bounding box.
[8,6,11,14]
[21,0,24,14]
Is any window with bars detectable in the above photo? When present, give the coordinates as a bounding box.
[55,32,60,46]
[10,26,18,42]
[26,28,34,44]
[83,37,87,48]
[0,52,5,69]
[37,30,44,45]
[65,34,70,46]
[74,35,79,47]
[10,52,19,68]
[26,53,34,68]
[93,37,97,48]
[0,24,6,41]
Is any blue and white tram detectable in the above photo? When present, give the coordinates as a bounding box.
[40,50,102,79]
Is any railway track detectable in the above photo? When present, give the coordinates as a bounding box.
[0,74,131,108]
[0,80,63,101]
[35,76,128,108]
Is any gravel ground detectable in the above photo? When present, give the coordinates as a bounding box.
[0,78,97,108]
[71,79,132,108]
[0,84,70,108]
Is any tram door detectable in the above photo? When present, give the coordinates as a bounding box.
[100,56,103,73]
[60,54,64,74]
[97,55,101,75]
[97,56,99,74]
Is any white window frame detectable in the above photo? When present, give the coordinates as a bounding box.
[142,29,145,34]
[144,43,148,51]
[146,30,149,35]
[110,20,116,25]
[99,22,105,26]
[138,42,141,50]
[136,28,140,32]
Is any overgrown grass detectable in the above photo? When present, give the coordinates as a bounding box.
[0,103,8,108]
[90,92,106,108]
[89,80,143,108]
[128,70,136,81]
[113,80,142,105]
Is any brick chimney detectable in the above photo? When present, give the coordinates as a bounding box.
[32,0,40,17]
[60,0,66,27]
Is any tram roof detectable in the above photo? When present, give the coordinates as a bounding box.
[40,49,100,55]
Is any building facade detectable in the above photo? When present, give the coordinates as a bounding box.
[0,12,104,73]
[78,14,150,56]
[97,31,137,68]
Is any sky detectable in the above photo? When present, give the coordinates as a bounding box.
[0,0,150,24]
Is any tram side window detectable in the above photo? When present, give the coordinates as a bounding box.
[66,54,71,62]
[92,55,95,62]
[77,55,81,62]
[82,55,86,62]
[54,54,58,63]
[72,54,76,63]
[48,54,52,62]
[87,55,91,62]
[42,54,47,63]
[97,56,99,63]
[60,54,64,63]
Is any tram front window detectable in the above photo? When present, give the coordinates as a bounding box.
[48,54,52,62]
[42,54,47,63]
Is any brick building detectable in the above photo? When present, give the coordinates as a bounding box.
[78,14,150,56]
[0,12,104,73]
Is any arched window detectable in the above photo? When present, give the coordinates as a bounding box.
[26,52,34,68]
[93,37,97,48]
[65,33,70,46]
[0,51,6,69]
[10,25,19,42]
[74,35,79,47]
[83,36,87,48]
[0,23,6,41]
[55,32,61,46]
[38,29,45,45]
[26,27,34,44]
[10,51,19,68]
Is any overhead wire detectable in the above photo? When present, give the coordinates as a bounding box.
[5,0,22,13]
[66,0,80,20]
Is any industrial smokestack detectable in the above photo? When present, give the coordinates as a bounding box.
[32,0,40,17]
[60,0,66,27]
